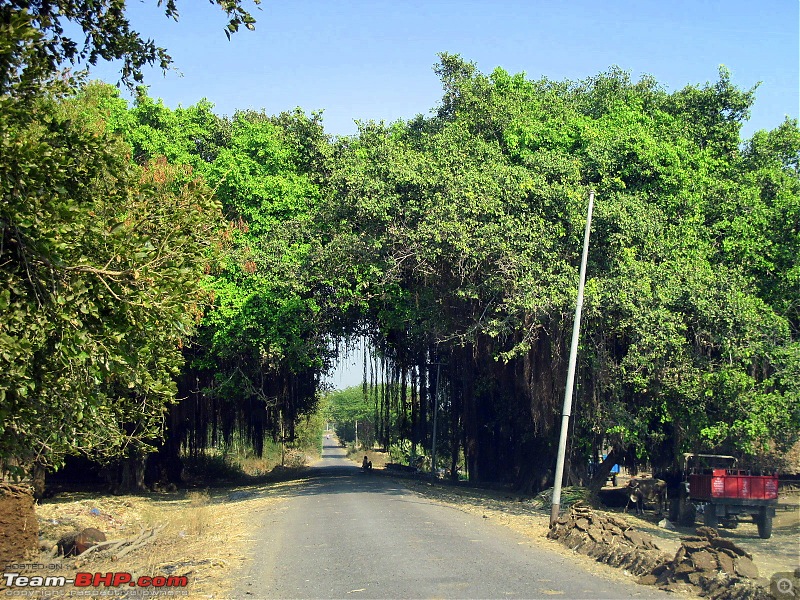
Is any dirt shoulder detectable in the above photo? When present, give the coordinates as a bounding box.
[17,478,308,599]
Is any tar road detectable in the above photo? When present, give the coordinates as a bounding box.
[234,437,674,599]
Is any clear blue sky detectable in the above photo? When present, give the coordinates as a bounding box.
[91,0,799,140]
[88,1,799,389]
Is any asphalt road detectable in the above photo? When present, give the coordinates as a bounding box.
[235,437,674,599]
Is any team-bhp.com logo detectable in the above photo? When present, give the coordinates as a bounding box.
[3,572,188,589]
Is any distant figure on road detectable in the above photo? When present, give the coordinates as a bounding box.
[362,456,372,471]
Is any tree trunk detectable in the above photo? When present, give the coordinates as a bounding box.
[31,460,47,499]
[109,453,148,494]
[588,447,621,493]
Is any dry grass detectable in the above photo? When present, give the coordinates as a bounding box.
[27,479,307,599]
[345,446,388,469]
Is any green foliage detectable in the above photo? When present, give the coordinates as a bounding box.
[320,54,799,483]
[326,386,377,447]
[194,109,331,409]
[0,1,259,92]
[109,91,334,456]
[0,81,224,471]
[291,405,327,456]
[3,31,797,488]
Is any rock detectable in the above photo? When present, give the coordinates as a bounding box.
[734,555,759,579]
[625,530,644,546]
[711,537,752,560]
[74,528,106,555]
[683,540,711,552]
[695,526,719,540]
[717,551,735,575]
[651,564,669,577]
[687,572,705,586]
[608,516,629,529]
[58,527,106,557]
[662,580,694,593]
[658,518,676,530]
[690,550,718,572]
[57,531,80,557]
[638,574,658,586]
[680,535,706,542]
[655,569,674,586]
[587,527,603,542]
[674,559,695,576]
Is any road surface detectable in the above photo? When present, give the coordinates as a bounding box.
[235,437,674,599]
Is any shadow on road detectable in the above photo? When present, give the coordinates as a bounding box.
[218,440,414,504]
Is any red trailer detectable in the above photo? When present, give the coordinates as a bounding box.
[675,454,778,539]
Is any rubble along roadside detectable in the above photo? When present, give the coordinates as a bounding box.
[549,504,774,600]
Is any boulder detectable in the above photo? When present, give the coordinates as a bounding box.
[716,551,735,576]
[58,527,106,557]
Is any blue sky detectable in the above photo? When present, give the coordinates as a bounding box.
[91,0,799,140]
[88,1,799,389]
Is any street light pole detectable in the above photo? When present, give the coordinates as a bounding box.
[550,190,595,526]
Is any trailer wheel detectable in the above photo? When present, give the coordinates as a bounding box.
[757,510,773,539]
[703,504,718,528]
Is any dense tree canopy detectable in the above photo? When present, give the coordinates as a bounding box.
[0,0,256,482]
[0,82,224,474]
[2,36,797,493]
[318,55,799,489]
[99,91,334,462]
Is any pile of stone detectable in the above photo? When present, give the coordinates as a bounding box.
[547,503,670,576]
[644,527,770,600]
[549,505,771,599]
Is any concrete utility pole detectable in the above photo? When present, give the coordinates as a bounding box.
[550,190,595,526]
